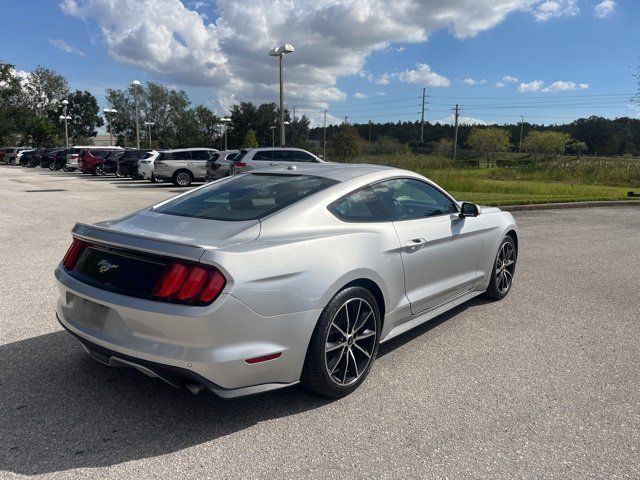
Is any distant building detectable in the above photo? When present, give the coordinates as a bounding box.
[92,134,112,146]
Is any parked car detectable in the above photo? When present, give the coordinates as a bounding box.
[4,147,32,165]
[137,151,162,181]
[27,148,47,168]
[205,150,239,181]
[55,163,518,399]
[153,148,218,186]
[65,146,106,172]
[40,149,64,169]
[15,148,35,165]
[19,150,36,167]
[115,149,153,178]
[0,147,6,163]
[77,148,122,175]
[231,147,323,175]
[94,150,125,176]
[49,149,71,170]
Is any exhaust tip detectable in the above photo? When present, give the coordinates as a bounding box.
[184,382,205,395]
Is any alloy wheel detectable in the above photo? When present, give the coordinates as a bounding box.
[176,172,191,186]
[495,241,516,294]
[324,298,377,386]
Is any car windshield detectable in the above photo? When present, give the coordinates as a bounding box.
[154,173,338,221]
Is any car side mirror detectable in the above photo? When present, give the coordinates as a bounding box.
[459,202,479,218]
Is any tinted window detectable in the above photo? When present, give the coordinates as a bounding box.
[89,150,109,158]
[330,187,389,222]
[226,152,238,160]
[272,150,290,161]
[155,173,338,221]
[289,150,317,162]
[191,150,211,160]
[372,178,458,220]
[252,150,273,161]
[161,150,192,160]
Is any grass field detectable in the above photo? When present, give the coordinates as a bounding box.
[350,152,640,206]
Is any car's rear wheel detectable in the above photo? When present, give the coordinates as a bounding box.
[485,236,517,300]
[173,170,193,187]
[301,286,381,398]
[150,172,159,183]
[95,164,106,176]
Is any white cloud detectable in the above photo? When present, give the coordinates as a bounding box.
[461,77,486,86]
[353,92,368,99]
[49,38,85,57]
[532,0,579,21]
[518,79,545,92]
[594,0,615,18]
[502,75,518,83]
[375,91,386,96]
[60,0,563,110]
[495,81,506,88]
[398,63,450,87]
[438,113,488,125]
[541,80,589,92]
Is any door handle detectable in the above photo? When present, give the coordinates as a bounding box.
[270,162,279,166]
[406,238,427,247]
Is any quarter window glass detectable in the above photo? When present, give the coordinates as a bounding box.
[226,152,238,160]
[290,151,316,162]
[329,187,390,222]
[372,178,457,220]
[191,150,210,160]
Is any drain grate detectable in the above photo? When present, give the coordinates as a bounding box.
[24,189,67,193]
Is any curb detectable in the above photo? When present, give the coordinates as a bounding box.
[502,200,640,212]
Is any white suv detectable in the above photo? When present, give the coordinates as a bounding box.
[231,147,323,175]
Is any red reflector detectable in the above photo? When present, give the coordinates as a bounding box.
[176,266,209,301]
[245,352,282,364]
[62,239,88,270]
[152,262,189,298]
[198,270,226,304]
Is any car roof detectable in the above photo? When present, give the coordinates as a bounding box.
[248,162,400,182]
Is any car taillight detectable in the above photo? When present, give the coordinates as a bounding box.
[233,162,247,168]
[62,239,89,270]
[152,261,226,305]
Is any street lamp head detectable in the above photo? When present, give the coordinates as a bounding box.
[144,121,155,126]
[61,99,69,106]
[269,43,294,56]
[131,80,141,87]
[220,117,231,123]
[283,121,290,125]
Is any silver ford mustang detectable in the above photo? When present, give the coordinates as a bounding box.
[55,163,518,398]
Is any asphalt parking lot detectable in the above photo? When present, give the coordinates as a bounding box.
[1,165,639,479]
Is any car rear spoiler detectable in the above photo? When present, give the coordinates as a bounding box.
[71,222,207,263]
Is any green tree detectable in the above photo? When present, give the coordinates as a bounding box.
[0,62,26,144]
[433,138,453,157]
[65,90,104,142]
[242,129,259,148]
[24,66,69,118]
[330,125,363,160]
[522,130,571,160]
[567,140,588,159]
[466,127,511,167]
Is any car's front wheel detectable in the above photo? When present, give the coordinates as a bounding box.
[301,286,381,398]
[485,236,517,300]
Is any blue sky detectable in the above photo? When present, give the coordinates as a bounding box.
[1,0,638,126]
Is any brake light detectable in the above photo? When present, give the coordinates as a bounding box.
[152,261,226,305]
[62,239,89,270]
[233,162,247,168]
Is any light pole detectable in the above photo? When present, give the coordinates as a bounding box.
[270,126,276,147]
[220,117,231,150]
[323,110,327,160]
[131,80,141,149]
[269,43,294,147]
[144,121,155,148]
[60,100,70,148]
[103,108,117,146]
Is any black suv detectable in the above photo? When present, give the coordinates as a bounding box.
[116,149,152,178]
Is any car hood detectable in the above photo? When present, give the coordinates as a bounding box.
[95,208,261,250]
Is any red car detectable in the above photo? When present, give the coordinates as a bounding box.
[77,148,122,175]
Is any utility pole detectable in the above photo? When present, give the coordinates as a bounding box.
[293,105,296,122]
[420,87,426,143]
[131,80,141,149]
[453,104,460,161]
[518,115,524,153]
[344,115,348,125]
[323,110,327,160]
[368,121,372,142]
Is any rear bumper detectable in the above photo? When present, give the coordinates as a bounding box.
[55,265,319,397]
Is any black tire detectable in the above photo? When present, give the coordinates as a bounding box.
[301,286,381,398]
[95,164,106,176]
[150,172,158,183]
[172,170,193,187]
[485,236,517,300]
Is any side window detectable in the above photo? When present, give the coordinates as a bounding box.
[329,187,390,223]
[290,151,316,162]
[252,150,273,161]
[372,178,457,221]
[272,150,291,161]
[191,150,210,160]
[226,152,238,161]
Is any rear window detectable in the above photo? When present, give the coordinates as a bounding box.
[154,173,338,221]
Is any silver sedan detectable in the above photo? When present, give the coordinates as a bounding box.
[55,164,518,398]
